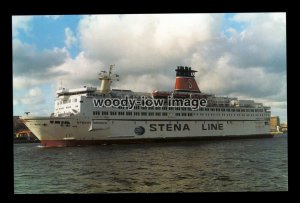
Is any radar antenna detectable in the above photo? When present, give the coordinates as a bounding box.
[98,64,119,93]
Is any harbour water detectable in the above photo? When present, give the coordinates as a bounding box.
[14,136,288,193]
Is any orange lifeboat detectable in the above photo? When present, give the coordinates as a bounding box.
[173,92,190,98]
[152,90,171,99]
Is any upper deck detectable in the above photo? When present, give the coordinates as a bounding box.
[51,65,270,119]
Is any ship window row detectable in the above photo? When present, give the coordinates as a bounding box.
[77,121,90,124]
[93,111,178,117]
[50,121,70,125]
[113,106,263,112]
[192,113,267,117]
[93,110,267,117]
[56,106,78,110]
[108,106,265,113]
[93,111,262,117]
[198,108,264,112]
[56,98,78,106]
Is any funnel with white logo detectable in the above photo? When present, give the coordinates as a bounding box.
[174,66,201,93]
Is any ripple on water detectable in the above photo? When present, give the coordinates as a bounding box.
[14,137,288,193]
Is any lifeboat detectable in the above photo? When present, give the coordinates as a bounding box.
[152,90,171,98]
[173,92,190,98]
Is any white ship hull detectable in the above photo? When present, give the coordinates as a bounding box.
[21,65,273,147]
[23,116,272,147]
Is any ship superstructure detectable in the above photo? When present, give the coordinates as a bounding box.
[22,65,272,147]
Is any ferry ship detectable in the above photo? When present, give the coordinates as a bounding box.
[21,65,272,147]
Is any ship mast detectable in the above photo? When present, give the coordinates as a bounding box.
[98,64,119,94]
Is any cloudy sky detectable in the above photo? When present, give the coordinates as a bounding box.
[12,13,287,123]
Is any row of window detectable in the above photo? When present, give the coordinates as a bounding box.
[56,98,78,105]
[48,120,71,127]
[56,105,79,111]
[115,106,265,112]
[93,111,269,117]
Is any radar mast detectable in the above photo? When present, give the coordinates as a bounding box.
[98,64,119,94]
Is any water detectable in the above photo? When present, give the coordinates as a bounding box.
[14,137,288,193]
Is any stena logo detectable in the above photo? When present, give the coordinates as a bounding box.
[134,126,145,135]
[149,123,190,131]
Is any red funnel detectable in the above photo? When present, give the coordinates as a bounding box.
[174,66,201,93]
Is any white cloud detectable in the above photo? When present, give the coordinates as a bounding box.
[20,87,45,105]
[13,39,69,77]
[191,52,285,99]
[64,27,77,48]
[228,13,286,72]
[116,74,174,93]
[12,16,33,37]
[45,15,61,20]
[13,76,46,90]
[12,14,287,122]
[78,14,221,71]
[50,51,104,89]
